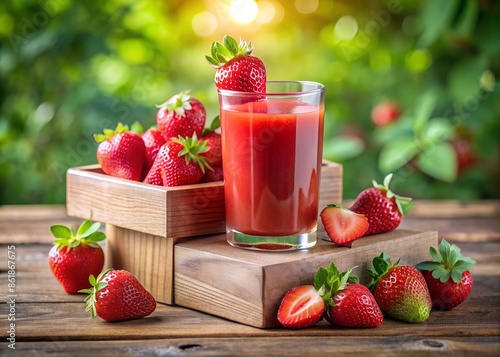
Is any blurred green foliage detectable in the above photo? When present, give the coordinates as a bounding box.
[1,0,499,204]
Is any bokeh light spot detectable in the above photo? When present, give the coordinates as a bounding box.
[405,49,432,72]
[256,1,275,24]
[118,39,153,64]
[335,16,358,41]
[192,12,217,36]
[230,0,258,24]
[295,0,319,14]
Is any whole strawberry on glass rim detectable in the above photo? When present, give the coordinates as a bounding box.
[80,269,156,322]
[205,35,266,93]
[94,122,147,181]
[416,239,475,310]
[350,173,413,236]
[156,90,206,142]
[367,252,432,323]
[48,218,105,294]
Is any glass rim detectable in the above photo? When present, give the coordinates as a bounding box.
[217,80,325,96]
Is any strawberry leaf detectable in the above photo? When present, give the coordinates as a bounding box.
[78,221,101,239]
[50,225,71,239]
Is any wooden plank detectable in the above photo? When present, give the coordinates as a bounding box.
[11,298,500,341]
[14,337,500,356]
[174,229,438,328]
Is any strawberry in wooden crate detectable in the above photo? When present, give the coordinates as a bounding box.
[144,133,212,187]
[48,219,105,294]
[156,90,206,142]
[80,269,156,322]
[94,123,147,181]
[416,239,475,310]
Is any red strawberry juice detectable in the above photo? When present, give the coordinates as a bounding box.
[219,84,324,250]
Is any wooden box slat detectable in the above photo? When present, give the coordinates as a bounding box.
[173,229,438,328]
[66,161,342,239]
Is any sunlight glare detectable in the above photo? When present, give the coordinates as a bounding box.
[230,0,259,24]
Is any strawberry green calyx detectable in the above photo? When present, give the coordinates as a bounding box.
[205,35,253,68]
[94,122,130,143]
[50,218,106,251]
[172,133,213,174]
[373,173,413,216]
[314,262,359,308]
[79,269,111,318]
[416,239,476,283]
[366,252,400,291]
[156,90,193,116]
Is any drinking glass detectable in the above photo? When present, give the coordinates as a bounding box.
[218,81,325,251]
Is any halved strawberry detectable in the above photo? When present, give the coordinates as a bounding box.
[277,285,325,329]
[320,204,369,246]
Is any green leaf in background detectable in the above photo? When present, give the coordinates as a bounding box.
[448,58,488,103]
[418,0,461,47]
[417,143,457,182]
[323,136,365,162]
[424,118,455,144]
[379,138,419,173]
[413,92,437,138]
[452,0,479,38]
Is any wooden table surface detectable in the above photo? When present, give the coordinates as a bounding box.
[1,200,499,356]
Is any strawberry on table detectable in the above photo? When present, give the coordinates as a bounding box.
[350,173,413,236]
[156,90,206,142]
[206,35,266,93]
[277,285,325,329]
[144,133,212,187]
[317,263,383,328]
[48,218,105,294]
[94,123,147,181]
[320,203,369,246]
[80,269,156,322]
[416,239,475,310]
[367,252,432,323]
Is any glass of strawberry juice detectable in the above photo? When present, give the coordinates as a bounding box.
[217,81,325,251]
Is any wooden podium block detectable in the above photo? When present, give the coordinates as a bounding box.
[67,162,343,305]
[173,229,438,328]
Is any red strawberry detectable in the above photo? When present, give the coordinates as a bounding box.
[367,252,432,323]
[450,136,476,174]
[328,283,383,328]
[277,285,325,329]
[320,263,383,328]
[319,204,369,246]
[141,126,166,174]
[200,166,224,183]
[144,134,212,187]
[206,35,266,93]
[416,239,475,310]
[156,90,206,142]
[201,131,222,167]
[350,174,413,236]
[80,269,156,322]
[371,100,401,127]
[94,123,146,181]
[48,219,105,294]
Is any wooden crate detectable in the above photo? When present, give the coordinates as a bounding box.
[174,229,438,328]
[67,161,343,304]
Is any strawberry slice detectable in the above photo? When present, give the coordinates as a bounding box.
[320,204,369,246]
[277,285,325,329]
